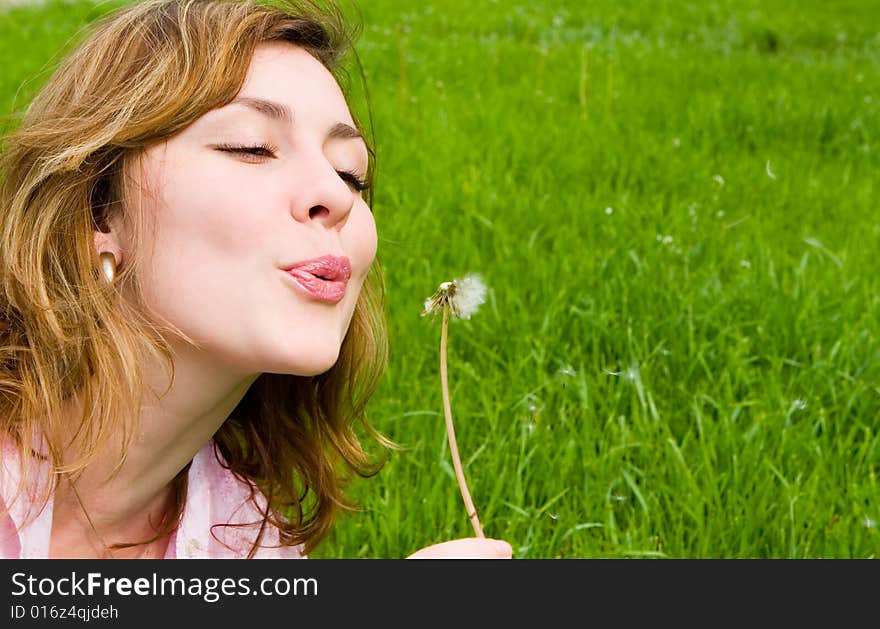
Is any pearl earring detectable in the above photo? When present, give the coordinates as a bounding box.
[99,251,117,284]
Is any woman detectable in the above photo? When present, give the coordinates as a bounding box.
[0,0,511,560]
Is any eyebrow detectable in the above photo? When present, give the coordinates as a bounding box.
[327,121,364,141]
[232,96,291,123]
[230,96,364,142]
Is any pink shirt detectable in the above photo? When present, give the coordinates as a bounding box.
[0,438,305,559]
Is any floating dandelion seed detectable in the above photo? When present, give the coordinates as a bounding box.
[766,160,777,180]
[713,174,725,186]
[421,274,488,538]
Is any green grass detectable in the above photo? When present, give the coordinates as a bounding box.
[2,0,878,558]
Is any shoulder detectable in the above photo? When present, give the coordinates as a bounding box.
[0,437,54,559]
[0,440,22,558]
[176,439,306,559]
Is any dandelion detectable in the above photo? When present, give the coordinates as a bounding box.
[422,274,487,321]
[421,274,488,537]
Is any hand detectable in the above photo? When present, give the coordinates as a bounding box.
[406,537,513,559]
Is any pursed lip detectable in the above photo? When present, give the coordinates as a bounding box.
[282,254,352,282]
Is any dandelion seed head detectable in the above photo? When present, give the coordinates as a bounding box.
[420,273,487,319]
[605,206,614,215]
[452,274,487,319]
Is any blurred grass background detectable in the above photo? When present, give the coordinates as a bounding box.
[1,0,878,558]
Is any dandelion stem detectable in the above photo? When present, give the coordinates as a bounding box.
[440,303,485,538]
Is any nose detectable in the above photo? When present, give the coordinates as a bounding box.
[289,152,355,229]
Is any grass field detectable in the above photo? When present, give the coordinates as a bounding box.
[1,0,878,558]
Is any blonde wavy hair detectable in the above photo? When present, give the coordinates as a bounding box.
[0,0,391,557]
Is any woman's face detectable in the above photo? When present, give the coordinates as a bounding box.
[120,43,377,377]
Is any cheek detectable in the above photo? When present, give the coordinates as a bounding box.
[347,206,378,278]
[134,157,273,318]
[150,151,277,266]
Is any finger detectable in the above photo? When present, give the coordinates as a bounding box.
[489,539,512,558]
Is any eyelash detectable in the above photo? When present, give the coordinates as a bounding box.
[215,143,371,192]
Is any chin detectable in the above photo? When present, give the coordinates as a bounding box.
[268,346,342,377]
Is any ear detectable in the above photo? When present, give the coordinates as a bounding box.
[93,228,123,269]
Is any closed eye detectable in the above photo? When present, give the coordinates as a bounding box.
[215,143,278,160]
[337,169,371,192]
[215,144,371,192]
